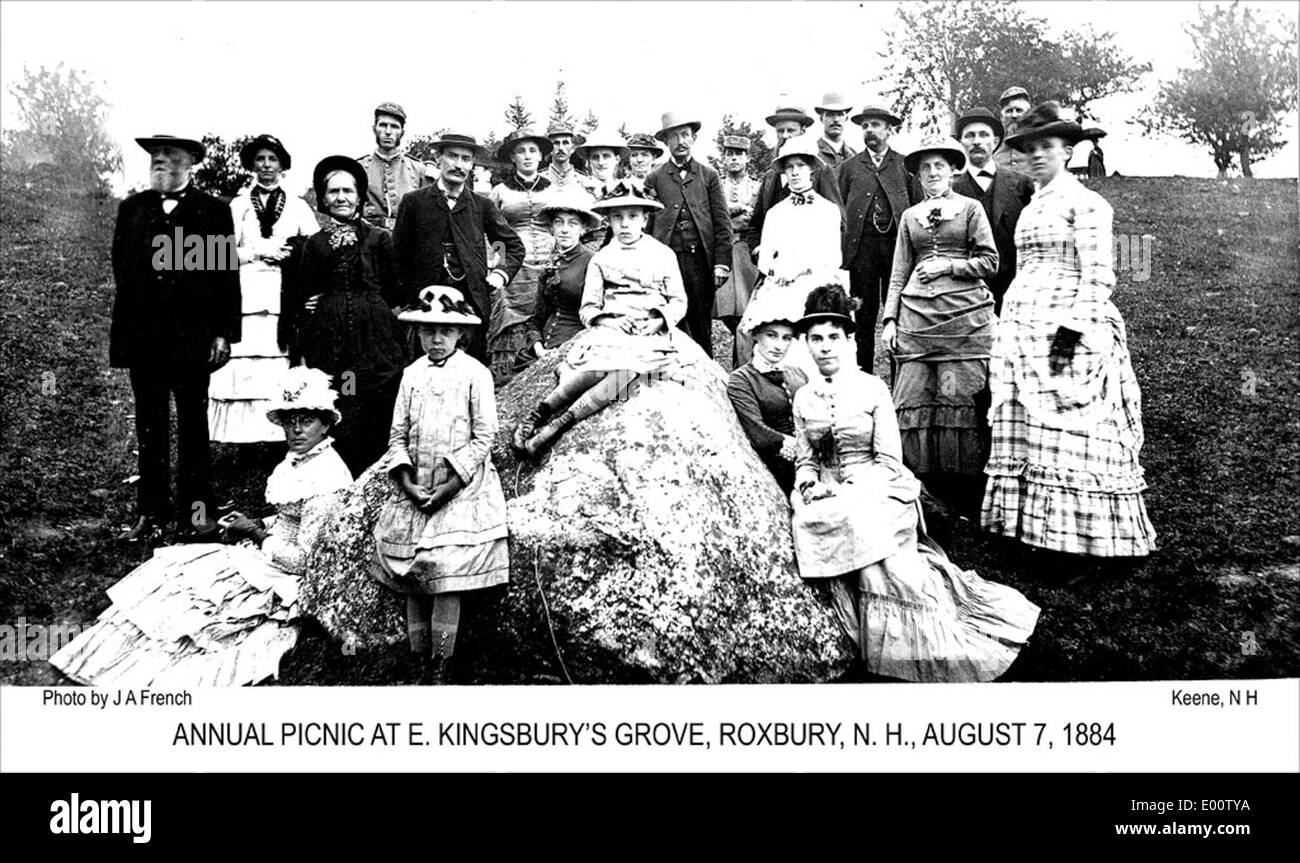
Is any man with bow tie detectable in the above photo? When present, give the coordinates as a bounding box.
[837,105,921,373]
[110,135,241,542]
[952,107,1035,314]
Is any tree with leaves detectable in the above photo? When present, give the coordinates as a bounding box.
[3,63,121,190]
[876,0,1149,132]
[503,94,533,132]
[578,109,600,137]
[548,81,574,131]
[190,133,255,200]
[1140,2,1298,177]
[708,116,774,177]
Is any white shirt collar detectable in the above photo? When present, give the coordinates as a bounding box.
[968,158,996,178]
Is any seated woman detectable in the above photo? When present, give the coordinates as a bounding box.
[726,289,809,494]
[372,286,509,682]
[740,135,846,377]
[50,368,354,687]
[512,192,600,373]
[512,180,687,458]
[881,135,998,515]
[789,285,1039,682]
[291,155,408,477]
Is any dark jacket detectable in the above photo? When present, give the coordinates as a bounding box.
[952,166,1035,309]
[817,136,858,171]
[109,187,241,369]
[644,157,733,268]
[747,159,844,251]
[391,184,525,323]
[837,148,922,267]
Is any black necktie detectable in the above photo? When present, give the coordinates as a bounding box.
[160,191,182,201]
[791,190,816,206]
[760,369,785,384]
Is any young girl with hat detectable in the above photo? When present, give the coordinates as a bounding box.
[51,367,354,686]
[511,179,689,458]
[372,286,509,681]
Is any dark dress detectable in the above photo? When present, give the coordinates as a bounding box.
[293,219,407,476]
[726,363,809,493]
[513,242,594,372]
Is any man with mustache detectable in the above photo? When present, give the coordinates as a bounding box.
[837,104,922,373]
[110,135,240,542]
[357,102,433,230]
[992,86,1033,172]
[392,133,525,365]
[644,112,733,357]
[543,121,592,194]
[814,91,858,171]
[951,107,1035,314]
[745,103,844,265]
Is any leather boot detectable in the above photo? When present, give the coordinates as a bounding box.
[523,409,578,458]
[512,401,554,455]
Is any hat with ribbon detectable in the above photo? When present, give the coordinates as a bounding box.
[850,104,902,127]
[904,134,968,174]
[815,92,853,114]
[430,132,485,158]
[589,178,663,213]
[239,134,292,171]
[654,111,702,142]
[135,134,206,163]
[397,285,483,326]
[739,288,808,336]
[765,105,815,128]
[774,134,821,170]
[1003,101,1086,152]
[266,367,342,427]
[626,132,665,155]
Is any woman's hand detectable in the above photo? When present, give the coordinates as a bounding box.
[882,320,898,352]
[778,435,799,463]
[261,242,291,263]
[303,293,323,313]
[600,315,636,334]
[220,512,264,543]
[916,258,951,283]
[633,316,665,336]
[1049,326,1082,376]
[400,476,434,509]
[800,481,834,505]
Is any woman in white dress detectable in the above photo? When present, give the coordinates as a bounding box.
[209,134,320,444]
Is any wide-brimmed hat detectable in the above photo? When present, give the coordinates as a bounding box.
[398,285,483,326]
[953,107,1004,141]
[590,178,663,213]
[626,132,664,155]
[313,155,368,209]
[373,101,407,124]
[239,134,292,171]
[739,289,807,336]
[815,92,853,114]
[1082,127,1108,142]
[904,135,968,174]
[654,111,702,142]
[850,104,901,127]
[575,129,630,159]
[266,367,342,428]
[430,132,485,157]
[135,134,205,163]
[998,86,1031,106]
[774,135,821,170]
[795,284,858,334]
[497,128,554,162]
[765,105,815,128]
[538,192,602,231]
[721,135,751,153]
[1004,101,1086,152]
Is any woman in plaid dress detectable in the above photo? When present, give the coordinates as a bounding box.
[981,103,1156,562]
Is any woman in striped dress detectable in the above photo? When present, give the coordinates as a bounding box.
[981,103,1156,570]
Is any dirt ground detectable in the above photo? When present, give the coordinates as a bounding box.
[1,170,1296,685]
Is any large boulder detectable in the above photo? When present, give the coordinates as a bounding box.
[298,334,855,682]
[477,333,853,683]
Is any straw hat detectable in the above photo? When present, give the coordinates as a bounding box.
[815,92,853,114]
[574,129,630,159]
[739,289,808,336]
[397,285,483,326]
[266,367,342,427]
[773,135,821,170]
[626,132,665,156]
[538,192,602,231]
[430,132,486,158]
[904,135,968,174]
[654,111,702,142]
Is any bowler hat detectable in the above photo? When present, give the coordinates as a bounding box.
[953,107,1004,141]
[850,104,902,127]
[1003,101,1085,152]
[430,132,485,157]
[904,135,968,174]
[239,134,292,171]
[765,105,815,128]
[135,134,205,163]
[654,112,702,142]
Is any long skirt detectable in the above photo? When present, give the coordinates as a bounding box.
[208,261,289,442]
[489,262,543,386]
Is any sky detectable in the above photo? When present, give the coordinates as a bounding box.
[1,0,1297,195]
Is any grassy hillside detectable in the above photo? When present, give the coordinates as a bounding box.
[1,171,1296,684]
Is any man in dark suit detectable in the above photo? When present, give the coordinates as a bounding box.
[110,135,241,541]
[838,105,921,373]
[951,107,1036,314]
[392,132,524,365]
[644,112,732,357]
[746,104,844,258]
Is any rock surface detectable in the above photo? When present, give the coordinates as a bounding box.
[299,332,854,681]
